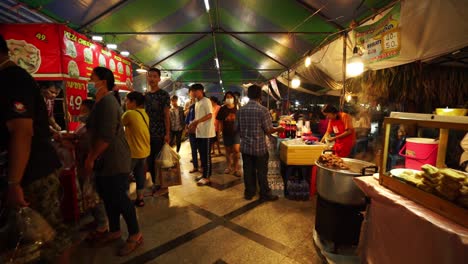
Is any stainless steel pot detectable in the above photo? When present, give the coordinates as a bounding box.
[316,158,378,205]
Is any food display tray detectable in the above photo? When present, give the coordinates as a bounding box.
[380,174,468,228]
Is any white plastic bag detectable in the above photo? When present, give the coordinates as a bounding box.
[156,143,180,169]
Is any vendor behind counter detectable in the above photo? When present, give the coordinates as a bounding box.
[320,104,356,157]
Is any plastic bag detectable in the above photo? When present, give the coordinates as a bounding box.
[155,143,180,169]
[0,207,55,263]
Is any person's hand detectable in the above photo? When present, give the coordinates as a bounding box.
[7,185,29,208]
[54,124,62,131]
[328,136,336,142]
[165,134,171,144]
[84,156,95,177]
[276,126,285,133]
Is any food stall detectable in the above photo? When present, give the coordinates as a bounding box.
[354,112,468,263]
[0,23,134,131]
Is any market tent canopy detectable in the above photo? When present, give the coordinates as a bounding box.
[0,0,394,93]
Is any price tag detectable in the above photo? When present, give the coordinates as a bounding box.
[384,31,399,50]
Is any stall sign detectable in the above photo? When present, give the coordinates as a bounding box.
[354,2,401,63]
[59,25,133,84]
[64,78,87,116]
[0,24,62,79]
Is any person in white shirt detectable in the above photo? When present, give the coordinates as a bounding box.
[187,84,215,186]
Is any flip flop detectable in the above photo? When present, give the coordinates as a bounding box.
[118,236,143,256]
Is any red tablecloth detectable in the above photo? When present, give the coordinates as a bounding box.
[354,176,468,264]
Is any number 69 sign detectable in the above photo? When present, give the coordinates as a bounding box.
[64,78,88,116]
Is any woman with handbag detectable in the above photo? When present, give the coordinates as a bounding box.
[122,91,150,207]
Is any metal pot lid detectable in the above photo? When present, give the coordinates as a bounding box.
[316,158,376,175]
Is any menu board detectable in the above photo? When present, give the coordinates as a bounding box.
[60,26,133,84]
[0,24,62,79]
[0,24,133,84]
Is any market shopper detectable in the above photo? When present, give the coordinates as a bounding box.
[185,95,200,173]
[217,91,241,176]
[210,96,222,156]
[0,34,73,263]
[85,67,142,256]
[236,85,285,201]
[187,84,215,185]
[169,95,185,153]
[122,91,150,207]
[144,68,171,193]
[320,104,356,157]
[73,99,108,239]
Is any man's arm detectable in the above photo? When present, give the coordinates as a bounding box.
[7,118,33,207]
[164,106,171,143]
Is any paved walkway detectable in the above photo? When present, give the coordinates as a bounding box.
[72,140,322,264]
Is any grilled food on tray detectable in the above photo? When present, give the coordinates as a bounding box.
[318,153,349,170]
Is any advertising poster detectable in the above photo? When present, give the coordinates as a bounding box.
[60,25,133,84]
[0,23,62,79]
[64,78,87,116]
[354,2,401,63]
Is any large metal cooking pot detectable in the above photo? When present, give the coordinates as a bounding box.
[316,158,378,206]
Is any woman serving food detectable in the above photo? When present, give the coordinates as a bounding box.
[320,104,356,157]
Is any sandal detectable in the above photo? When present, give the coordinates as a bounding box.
[134,199,145,207]
[118,236,143,256]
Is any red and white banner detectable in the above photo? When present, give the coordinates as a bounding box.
[64,78,87,116]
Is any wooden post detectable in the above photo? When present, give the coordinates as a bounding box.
[436,128,449,167]
[380,122,391,184]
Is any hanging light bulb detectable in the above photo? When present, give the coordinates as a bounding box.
[347,47,364,77]
[291,76,301,88]
[345,92,353,102]
[106,43,117,50]
[305,56,311,67]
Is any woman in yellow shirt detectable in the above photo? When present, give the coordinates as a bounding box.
[122,91,150,206]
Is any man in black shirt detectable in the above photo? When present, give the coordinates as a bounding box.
[0,34,70,262]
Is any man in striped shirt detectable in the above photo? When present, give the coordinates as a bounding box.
[236,85,284,201]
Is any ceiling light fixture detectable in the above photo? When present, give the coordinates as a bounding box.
[106,43,117,50]
[204,0,210,12]
[92,35,103,41]
[219,80,223,84]
[291,76,301,88]
[305,56,311,67]
[120,51,130,57]
[214,58,219,69]
[136,65,147,73]
[346,47,364,77]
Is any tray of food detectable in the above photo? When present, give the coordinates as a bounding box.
[389,164,468,209]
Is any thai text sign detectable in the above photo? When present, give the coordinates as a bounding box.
[354,2,401,63]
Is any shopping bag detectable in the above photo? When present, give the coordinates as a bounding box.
[158,160,182,187]
[0,207,55,263]
[155,143,180,169]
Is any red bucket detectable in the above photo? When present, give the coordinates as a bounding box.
[398,138,438,170]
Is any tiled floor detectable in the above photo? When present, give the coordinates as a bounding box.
[72,141,323,264]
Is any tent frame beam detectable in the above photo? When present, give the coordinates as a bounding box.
[78,0,132,31]
[223,30,289,69]
[91,31,335,35]
[294,0,345,30]
[151,34,208,67]
[164,69,284,72]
